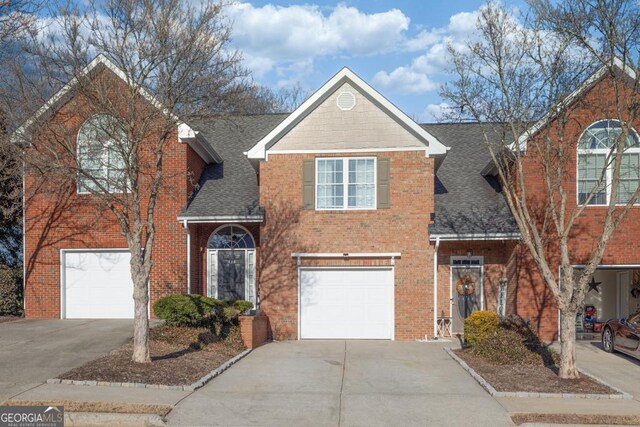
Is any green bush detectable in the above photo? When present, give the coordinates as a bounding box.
[153,294,223,326]
[471,327,559,366]
[464,310,500,347]
[0,267,22,316]
[153,294,254,327]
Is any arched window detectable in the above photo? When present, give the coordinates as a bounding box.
[577,120,640,205]
[77,114,127,193]
[207,225,255,249]
[207,225,256,303]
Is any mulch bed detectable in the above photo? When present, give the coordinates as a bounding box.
[58,325,245,386]
[512,413,640,425]
[454,349,617,394]
[0,315,22,324]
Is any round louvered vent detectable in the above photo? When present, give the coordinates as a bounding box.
[336,91,356,111]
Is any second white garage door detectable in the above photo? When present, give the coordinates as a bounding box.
[62,250,134,319]
[299,267,394,339]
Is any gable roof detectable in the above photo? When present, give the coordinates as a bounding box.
[516,58,637,150]
[246,67,448,162]
[13,54,218,163]
[425,122,520,240]
[178,114,289,221]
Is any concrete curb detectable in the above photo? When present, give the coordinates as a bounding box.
[64,412,166,426]
[445,348,631,400]
[47,348,252,392]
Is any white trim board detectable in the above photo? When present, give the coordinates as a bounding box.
[13,54,217,164]
[516,58,637,151]
[246,67,448,162]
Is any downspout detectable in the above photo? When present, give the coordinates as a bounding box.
[183,219,191,294]
[22,159,26,315]
[433,236,440,339]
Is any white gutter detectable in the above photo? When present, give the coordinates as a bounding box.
[183,220,191,294]
[291,252,401,266]
[429,233,521,241]
[177,215,264,223]
[433,236,440,339]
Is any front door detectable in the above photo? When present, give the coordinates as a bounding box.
[218,250,246,300]
[451,265,483,334]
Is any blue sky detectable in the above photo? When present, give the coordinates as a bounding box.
[226,1,526,121]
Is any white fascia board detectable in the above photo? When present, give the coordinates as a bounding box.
[13,54,181,144]
[177,214,264,223]
[428,232,521,241]
[515,58,636,151]
[177,122,221,164]
[291,252,401,258]
[247,67,448,160]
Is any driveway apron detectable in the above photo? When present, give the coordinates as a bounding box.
[167,340,512,427]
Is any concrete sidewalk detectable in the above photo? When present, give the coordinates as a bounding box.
[167,340,513,427]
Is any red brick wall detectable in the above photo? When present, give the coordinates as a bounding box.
[436,240,515,321]
[239,314,270,348]
[23,68,201,318]
[188,222,260,297]
[258,151,435,340]
[515,75,640,340]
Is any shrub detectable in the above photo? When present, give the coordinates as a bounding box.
[471,328,559,366]
[0,267,22,316]
[153,294,223,327]
[464,310,500,347]
[221,299,254,321]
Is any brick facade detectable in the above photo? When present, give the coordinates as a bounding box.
[24,68,194,318]
[258,151,435,340]
[514,75,640,341]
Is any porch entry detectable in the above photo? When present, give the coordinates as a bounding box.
[451,256,484,334]
[206,225,256,305]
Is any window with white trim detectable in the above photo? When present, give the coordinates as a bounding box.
[577,120,640,205]
[77,114,128,194]
[316,157,376,209]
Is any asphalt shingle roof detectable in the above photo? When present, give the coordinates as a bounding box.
[182,115,519,239]
[423,123,519,237]
[181,114,288,218]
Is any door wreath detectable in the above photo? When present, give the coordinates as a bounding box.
[456,274,476,296]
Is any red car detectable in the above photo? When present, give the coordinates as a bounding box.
[602,310,640,359]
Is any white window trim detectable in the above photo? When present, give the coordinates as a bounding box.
[315,156,377,211]
[76,114,127,195]
[576,120,640,207]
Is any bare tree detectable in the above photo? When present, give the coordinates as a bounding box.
[441,0,640,378]
[9,0,253,363]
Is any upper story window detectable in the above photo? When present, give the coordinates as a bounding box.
[77,114,127,194]
[577,120,640,205]
[316,157,376,210]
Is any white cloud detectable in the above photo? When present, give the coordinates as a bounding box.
[423,102,452,122]
[375,9,481,95]
[372,67,436,94]
[227,3,410,78]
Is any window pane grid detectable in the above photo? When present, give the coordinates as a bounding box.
[316,158,375,210]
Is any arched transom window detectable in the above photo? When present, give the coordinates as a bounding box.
[577,120,640,205]
[77,114,127,194]
[207,225,255,249]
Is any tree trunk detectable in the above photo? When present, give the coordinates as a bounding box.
[131,274,150,363]
[559,308,579,379]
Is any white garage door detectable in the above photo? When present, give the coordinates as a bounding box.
[62,250,134,319]
[299,267,394,339]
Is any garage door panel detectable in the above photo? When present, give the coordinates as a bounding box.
[64,251,134,319]
[300,268,393,340]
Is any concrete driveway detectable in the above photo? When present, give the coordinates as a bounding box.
[0,319,134,401]
[167,340,513,427]
[577,340,640,400]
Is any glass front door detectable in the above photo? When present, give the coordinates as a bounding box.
[208,249,255,304]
